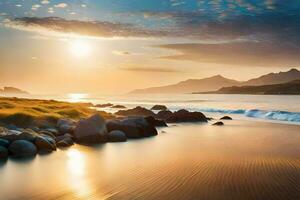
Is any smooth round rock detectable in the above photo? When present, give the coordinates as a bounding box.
[9,140,37,158]
[108,130,127,142]
[35,136,56,152]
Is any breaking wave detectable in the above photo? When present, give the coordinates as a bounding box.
[198,108,300,123]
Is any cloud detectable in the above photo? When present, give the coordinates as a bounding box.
[54,3,68,8]
[157,42,300,67]
[112,51,131,56]
[120,65,181,73]
[5,17,172,39]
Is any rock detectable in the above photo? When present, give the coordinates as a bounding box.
[115,106,155,117]
[0,139,9,148]
[45,128,59,136]
[74,114,108,143]
[111,105,127,109]
[57,140,73,148]
[212,121,224,126]
[5,124,18,130]
[206,117,214,121]
[0,146,8,159]
[35,136,56,153]
[39,130,56,139]
[55,134,74,145]
[9,140,37,158]
[107,130,127,142]
[145,116,168,127]
[220,116,233,120]
[95,103,113,108]
[165,109,207,123]
[151,105,168,111]
[106,117,158,138]
[57,119,75,134]
[0,129,38,142]
[156,110,173,120]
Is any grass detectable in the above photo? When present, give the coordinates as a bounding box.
[0,97,114,128]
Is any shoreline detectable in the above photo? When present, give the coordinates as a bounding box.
[0,119,299,200]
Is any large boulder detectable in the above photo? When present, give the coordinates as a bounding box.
[9,140,37,158]
[115,106,155,117]
[145,116,168,127]
[0,146,8,159]
[151,105,168,111]
[57,119,76,134]
[156,110,173,120]
[107,130,127,142]
[165,109,207,123]
[106,117,158,138]
[35,136,56,153]
[74,114,108,143]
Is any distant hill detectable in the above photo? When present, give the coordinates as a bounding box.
[130,75,241,94]
[0,87,29,94]
[198,79,300,95]
[242,68,300,86]
[130,68,300,94]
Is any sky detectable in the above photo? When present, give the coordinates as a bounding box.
[0,0,300,94]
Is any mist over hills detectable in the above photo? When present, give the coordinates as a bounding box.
[131,68,300,94]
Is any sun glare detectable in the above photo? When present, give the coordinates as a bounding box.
[69,39,91,58]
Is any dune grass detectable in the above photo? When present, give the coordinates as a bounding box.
[0,97,114,127]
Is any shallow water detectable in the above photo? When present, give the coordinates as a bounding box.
[0,120,299,200]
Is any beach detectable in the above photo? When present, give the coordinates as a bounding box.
[0,119,299,200]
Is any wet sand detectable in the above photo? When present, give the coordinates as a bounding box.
[0,120,299,200]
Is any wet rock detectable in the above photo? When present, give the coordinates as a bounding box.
[111,105,126,109]
[39,130,56,139]
[0,129,38,142]
[145,116,168,127]
[156,110,173,120]
[74,114,107,143]
[0,138,9,148]
[57,119,76,134]
[115,106,155,117]
[212,121,224,126]
[165,109,207,123]
[35,136,56,153]
[151,105,168,111]
[56,140,73,148]
[107,130,127,142]
[107,117,158,138]
[220,116,232,120]
[0,146,8,159]
[9,140,37,158]
[95,103,113,108]
[45,128,59,136]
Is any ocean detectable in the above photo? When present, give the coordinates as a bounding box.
[48,94,300,125]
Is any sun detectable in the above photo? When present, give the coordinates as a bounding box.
[69,39,91,58]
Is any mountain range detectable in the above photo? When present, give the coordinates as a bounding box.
[198,79,300,95]
[130,68,300,94]
[0,87,29,94]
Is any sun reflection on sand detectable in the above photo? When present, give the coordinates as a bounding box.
[66,149,94,199]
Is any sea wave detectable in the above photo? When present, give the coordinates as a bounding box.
[198,108,300,123]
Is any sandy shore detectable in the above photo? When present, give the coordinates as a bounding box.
[0,119,299,200]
